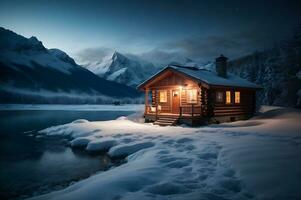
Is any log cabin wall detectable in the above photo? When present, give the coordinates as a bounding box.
[151,90,156,106]
[201,87,209,116]
[180,87,201,107]
[148,71,188,87]
[148,71,200,113]
[154,90,172,113]
[210,88,256,117]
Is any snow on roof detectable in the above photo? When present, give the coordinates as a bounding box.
[138,65,261,89]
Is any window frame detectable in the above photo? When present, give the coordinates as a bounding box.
[186,89,198,104]
[216,91,224,103]
[159,90,167,103]
[226,91,231,104]
[234,91,240,104]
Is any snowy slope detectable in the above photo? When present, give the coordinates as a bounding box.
[33,106,301,200]
[82,51,157,87]
[0,27,140,103]
[82,50,200,87]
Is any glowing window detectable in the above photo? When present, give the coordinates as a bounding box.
[159,90,167,103]
[216,91,223,102]
[235,91,240,103]
[226,91,231,104]
[187,89,197,103]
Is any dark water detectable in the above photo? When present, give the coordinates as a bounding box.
[0,110,133,200]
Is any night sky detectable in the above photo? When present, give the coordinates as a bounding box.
[0,0,300,63]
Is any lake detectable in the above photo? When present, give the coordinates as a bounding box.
[0,106,137,200]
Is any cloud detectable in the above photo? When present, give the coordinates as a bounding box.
[75,47,115,63]
[73,27,284,66]
[159,29,277,62]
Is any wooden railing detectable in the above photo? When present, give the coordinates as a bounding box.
[145,105,159,120]
[180,105,201,117]
[146,104,201,118]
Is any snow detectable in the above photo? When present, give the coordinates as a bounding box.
[86,138,116,152]
[31,106,301,200]
[0,27,78,74]
[0,47,75,74]
[108,141,155,158]
[70,137,92,147]
[83,52,114,76]
[80,51,158,87]
[107,67,127,81]
[170,66,261,89]
[139,65,261,89]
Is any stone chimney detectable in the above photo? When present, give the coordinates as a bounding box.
[215,54,228,78]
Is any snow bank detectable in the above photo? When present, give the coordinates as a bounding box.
[108,141,155,158]
[32,107,301,200]
[70,137,92,147]
[86,138,116,152]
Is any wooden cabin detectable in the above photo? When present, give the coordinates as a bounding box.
[137,55,261,126]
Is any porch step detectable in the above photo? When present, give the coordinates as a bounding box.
[154,117,179,126]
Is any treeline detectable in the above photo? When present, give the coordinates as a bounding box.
[0,90,144,104]
[228,26,301,108]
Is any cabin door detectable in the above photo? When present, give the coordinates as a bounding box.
[172,90,180,114]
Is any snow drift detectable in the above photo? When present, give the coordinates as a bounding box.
[31,106,301,200]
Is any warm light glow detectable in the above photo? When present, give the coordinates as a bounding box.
[226,91,231,104]
[150,106,156,112]
[159,90,167,102]
[235,91,240,103]
[173,91,179,97]
[187,89,197,103]
[179,86,183,90]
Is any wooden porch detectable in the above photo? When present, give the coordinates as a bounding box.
[144,104,203,126]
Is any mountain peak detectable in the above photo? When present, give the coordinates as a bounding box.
[0,27,45,51]
[112,51,127,63]
[112,51,124,59]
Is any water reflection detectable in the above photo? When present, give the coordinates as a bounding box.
[0,109,132,200]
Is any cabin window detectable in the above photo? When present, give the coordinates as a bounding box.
[226,91,231,104]
[187,89,197,104]
[159,90,167,103]
[216,91,223,103]
[235,91,240,103]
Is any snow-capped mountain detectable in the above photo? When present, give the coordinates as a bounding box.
[82,51,158,87]
[81,50,200,87]
[0,27,140,103]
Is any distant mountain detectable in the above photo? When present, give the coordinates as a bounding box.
[82,50,199,87]
[228,27,301,107]
[82,51,158,87]
[0,27,140,103]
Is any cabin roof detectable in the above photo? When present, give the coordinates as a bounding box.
[137,65,261,90]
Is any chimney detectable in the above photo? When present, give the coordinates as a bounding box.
[215,54,228,78]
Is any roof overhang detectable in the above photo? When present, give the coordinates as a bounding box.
[137,66,262,91]
[137,66,211,90]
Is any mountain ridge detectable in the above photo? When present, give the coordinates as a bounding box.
[0,27,140,103]
[81,50,200,87]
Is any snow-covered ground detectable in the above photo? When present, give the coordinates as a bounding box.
[0,104,143,111]
[30,106,301,200]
